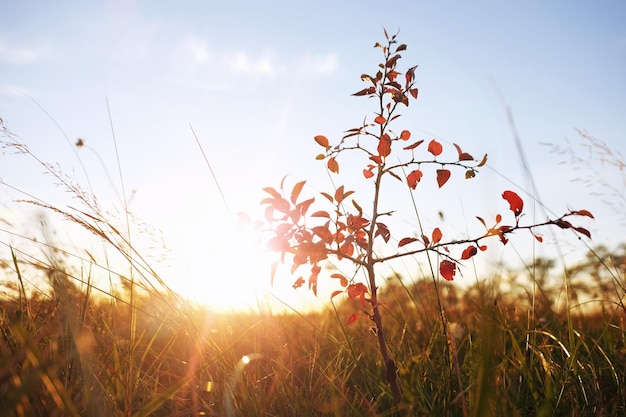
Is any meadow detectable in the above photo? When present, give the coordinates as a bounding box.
[2,32,625,416]
[1,238,625,416]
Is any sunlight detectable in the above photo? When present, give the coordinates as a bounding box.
[164,215,327,314]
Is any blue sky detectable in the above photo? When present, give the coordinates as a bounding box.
[1,1,625,312]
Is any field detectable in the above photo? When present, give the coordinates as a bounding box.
[2,29,625,415]
[1,240,625,416]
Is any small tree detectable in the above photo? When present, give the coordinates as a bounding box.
[260,30,594,407]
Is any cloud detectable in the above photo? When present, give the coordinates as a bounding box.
[168,35,336,90]
[300,53,338,78]
[0,38,52,65]
[231,50,276,76]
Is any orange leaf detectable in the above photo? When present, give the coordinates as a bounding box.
[440,260,456,281]
[311,210,330,218]
[428,139,443,156]
[436,169,451,188]
[398,237,418,247]
[400,130,411,140]
[292,276,305,289]
[407,169,423,189]
[347,313,359,325]
[262,187,281,199]
[327,157,339,173]
[432,227,442,244]
[339,241,354,258]
[331,290,344,299]
[347,283,368,303]
[309,265,320,296]
[352,86,376,96]
[374,115,386,125]
[312,225,333,243]
[502,190,524,217]
[573,226,592,239]
[290,180,306,204]
[331,273,349,287]
[461,245,477,260]
[573,209,594,218]
[314,135,330,149]
[403,139,424,150]
[363,165,375,179]
[378,134,392,158]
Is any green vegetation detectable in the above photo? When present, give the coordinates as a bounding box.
[1,31,625,416]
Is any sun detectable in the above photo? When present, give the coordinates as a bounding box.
[164,215,325,314]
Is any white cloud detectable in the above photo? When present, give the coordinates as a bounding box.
[300,53,338,78]
[168,35,336,90]
[0,38,52,65]
[181,36,215,65]
[231,50,276,76]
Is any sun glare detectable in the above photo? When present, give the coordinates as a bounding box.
[166,216,326,314]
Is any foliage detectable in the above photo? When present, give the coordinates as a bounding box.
[259,29,595,408]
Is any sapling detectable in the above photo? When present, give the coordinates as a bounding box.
[260,29,594,407]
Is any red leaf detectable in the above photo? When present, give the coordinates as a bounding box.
[339,241,354,258]
[327,157,339,173]
[374,115,386,125]
[405,65,417,85]
[331,273,349,287]
[262,187,282,199]
[347,282,368,304]
[290,180,306,204]
[502,190,524,217]
[352,86,376,96]
[461,245,478,260]
[348,214,369,229]
[436,169,451,188]
[314,135,330,149]
[309,265,320,296]
[312,225,333,243]
[347,313,359,325]
[573,209,594,218]
[334,185,345,203]
[453,143,474,161]
[378,134,392,158]
[311,210,330,218]
[409,88,418,99]
[407,169,423,189]
[331,290,344,299]
[432,227,442,244]
[398,237,418,247]
[440,260,456,281]
[292,276,305,289]
[428,139,443,156]
[573,226,592,239]
[403,139,424,150]
[370,155,383,164]
[363,165,375,179]
[375,222,391,243]
[400,130,411,140]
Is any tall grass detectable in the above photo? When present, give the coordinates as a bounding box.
[1,117,625,416]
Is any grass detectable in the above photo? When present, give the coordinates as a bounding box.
[1,230,625,416]
[1,112,626,416]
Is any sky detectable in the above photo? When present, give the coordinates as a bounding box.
[1,1,625,313]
